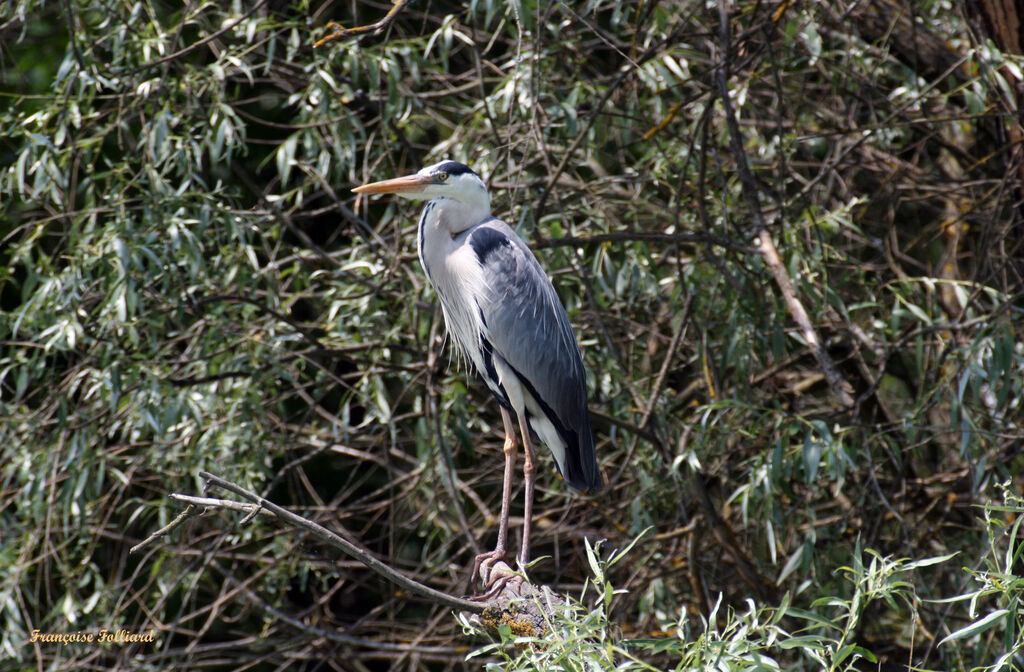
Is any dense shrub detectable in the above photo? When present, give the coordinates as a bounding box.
[2,0,1021,669]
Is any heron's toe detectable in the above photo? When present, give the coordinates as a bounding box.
[471,558,526,600]
[471,548,505,586]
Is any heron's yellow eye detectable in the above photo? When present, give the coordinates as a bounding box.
[437,172,448,182]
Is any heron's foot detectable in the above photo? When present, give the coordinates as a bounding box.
[471,548,506,587]
[475,570,525,601]
[471,557,526,600]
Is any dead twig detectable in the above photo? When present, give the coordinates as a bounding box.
[640,294,692,430]
[314,0,415,47]
[532,230,756,254]
[129,504,200,554]
[198,471,487,612]
[715,3,855,408]
[137,471,486,613]
[136,471,592,631]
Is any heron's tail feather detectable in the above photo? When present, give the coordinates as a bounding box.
[557,420,602,494]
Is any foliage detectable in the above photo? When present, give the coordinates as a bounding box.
[464,513,1024,671]
[1,0,1022,670]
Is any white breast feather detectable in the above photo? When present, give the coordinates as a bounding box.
[432,239,489,373]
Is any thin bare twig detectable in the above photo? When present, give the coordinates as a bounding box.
[129,504,199,554]
[194,471,487,613]
[218,569,465,654]
[640,293,692,430]
[532,230,756,254]
[127,0,267,75]
[170,494,258,514]
[143,472,583,630]
[715,3,855,408]
[314,0,415,47]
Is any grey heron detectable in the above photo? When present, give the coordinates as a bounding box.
[353,160,602,589]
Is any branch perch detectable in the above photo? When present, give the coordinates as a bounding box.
[131,470,485,613]
[135,470,583,634]
[198,471,488,613]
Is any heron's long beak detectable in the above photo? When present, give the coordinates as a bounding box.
[352,174,432,195]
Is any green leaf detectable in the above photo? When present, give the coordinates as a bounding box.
[939,609,1010,645]
[802,434,821,484]
[584,537,603,584]
[903,552,958,570]
[776,542,805,585]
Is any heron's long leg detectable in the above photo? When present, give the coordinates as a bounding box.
[516,412,537,571]
[492,407,518,558]
[471,407,518,586]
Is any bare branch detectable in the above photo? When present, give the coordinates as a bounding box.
[129,505,199,554]
[128,0,268,75]
[532,230,757,254]
[715,3,856,408]
[193,471,487,613]
[314,0,415,47]
[138,472,590,631]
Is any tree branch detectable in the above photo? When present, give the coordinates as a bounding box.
[133,471,592,635]
[715,3,855,408]
[133,471,487,613]
[532,230,756,254]
[198,471,487,612]
[314,0,415,47]
[127,0,267,75]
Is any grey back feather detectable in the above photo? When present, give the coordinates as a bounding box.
[458,219,600,490]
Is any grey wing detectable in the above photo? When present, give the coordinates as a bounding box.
[467,220,601,491]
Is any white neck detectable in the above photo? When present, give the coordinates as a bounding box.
[427,196,490,236]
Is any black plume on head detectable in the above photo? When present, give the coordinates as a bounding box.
[434,160,477,177]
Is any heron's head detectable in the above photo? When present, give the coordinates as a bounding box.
[353,161,490,213]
